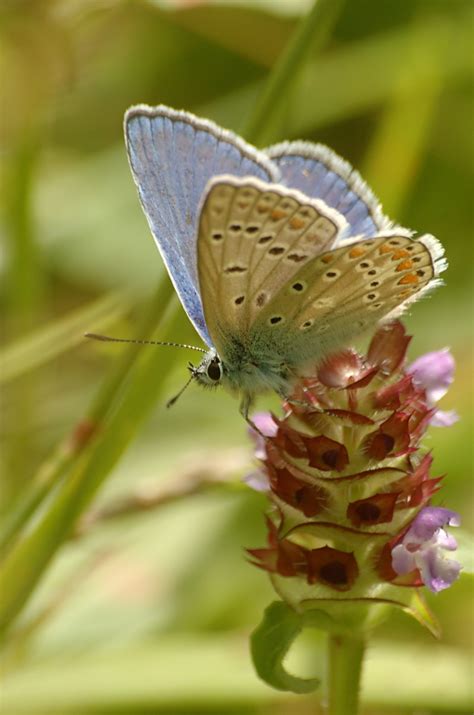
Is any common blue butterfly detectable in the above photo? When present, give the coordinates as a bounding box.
[122,105,445,417]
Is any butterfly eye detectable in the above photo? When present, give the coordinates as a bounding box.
[207,359,222,381]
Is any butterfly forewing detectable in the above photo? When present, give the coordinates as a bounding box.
[197,176,347,351]
[125,105,279,346]
[250,233,445,367]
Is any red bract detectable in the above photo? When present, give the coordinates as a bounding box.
[267,463,329,517]
[363,412,411,459]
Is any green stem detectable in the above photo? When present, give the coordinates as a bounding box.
[327,633,365,715]
[242,0,344,146]
[3,135,43,491]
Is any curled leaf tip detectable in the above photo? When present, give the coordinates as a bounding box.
[251,601,325,694]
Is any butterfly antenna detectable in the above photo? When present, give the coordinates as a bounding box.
[166,372,195,409]
[84,333,207,353]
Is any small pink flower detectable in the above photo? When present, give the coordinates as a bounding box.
[391,507,461,592]
[408,349,458,426]
[248,412,278,460]
[245,413,277,491]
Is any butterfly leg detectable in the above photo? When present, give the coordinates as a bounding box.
[239,392,253,421]
[239,393,266,437]
[276,390,320,413]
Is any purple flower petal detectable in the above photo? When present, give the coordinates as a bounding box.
[391,543,416,574]
[244,471,271,493]
[406,506,461,542]
[418,547,462,593]
[430,409,459,428]
[250,412,278,438]
[408,349,455,404]
[248,412,278,460]
[392,506,461,593]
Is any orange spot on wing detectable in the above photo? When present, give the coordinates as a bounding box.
[349,246,366,258]
[256,204,269,214]
[391,248,410,259]
[379,244,394,255]
[271,209,288,221]
[398,274,419,285]
[304,232,322,244]
[237,201,250,209]
[321,254,334,264]
[396,259,414,272]
[289,217,305,229]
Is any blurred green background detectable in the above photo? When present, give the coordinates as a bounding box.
[0,1,473,713]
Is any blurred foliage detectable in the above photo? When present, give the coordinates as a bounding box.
[0,0,473,713]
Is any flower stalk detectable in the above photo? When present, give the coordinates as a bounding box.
[327,632,365,715]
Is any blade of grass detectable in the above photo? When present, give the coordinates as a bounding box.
[201,12,471,138]
[288,12,470,137]
[361,24,442,216]
[0,292,129,385]
[242,0,344,145]
[3,134,44,489]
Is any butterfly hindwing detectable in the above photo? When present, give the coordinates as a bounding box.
[197,176,348,352]
[125,105,279,346]
[266,141,393,240]
[249,232,446,368]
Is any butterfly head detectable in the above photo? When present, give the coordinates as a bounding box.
[190,349,223,388]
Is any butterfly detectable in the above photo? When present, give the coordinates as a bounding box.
[123,104,446,418]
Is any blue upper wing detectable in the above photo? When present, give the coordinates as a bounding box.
[125,105,280,346]
[265,141,393,240]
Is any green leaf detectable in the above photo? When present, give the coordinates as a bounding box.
[403,590,441,639]
[251,601,331,693]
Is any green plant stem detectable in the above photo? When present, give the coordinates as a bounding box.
[4,135,43,490]
[327,633,365,715]
[242,0,343,146]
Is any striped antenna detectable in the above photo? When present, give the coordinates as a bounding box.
[166,372,196,408]
[84,333,207,353]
